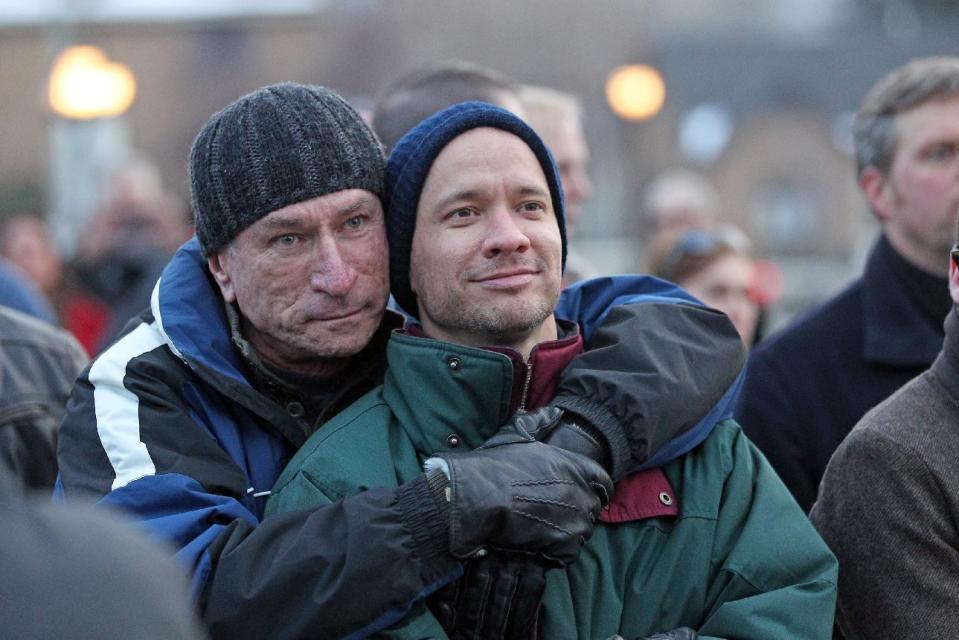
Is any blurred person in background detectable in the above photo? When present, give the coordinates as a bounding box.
[63,154,192,354]
[641,169,721,246]
[736,57,959,512]
[372,60,525,152]
[520,84,599,285]
[648,225,762,348]
[0,304,86,493]
[0,213,64,304]
[0,257,57,323]
[809,219,959,639]
[518,85,594,232]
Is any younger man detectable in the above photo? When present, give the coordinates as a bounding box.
[268,103,838,639]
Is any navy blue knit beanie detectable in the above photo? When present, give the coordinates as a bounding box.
[384,101,567,317]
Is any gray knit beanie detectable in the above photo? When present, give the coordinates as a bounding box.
[190,83,385,257]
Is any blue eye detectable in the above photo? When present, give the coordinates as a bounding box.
[925,143,959,162]
[344,216,364,230]
[277,234,297,247]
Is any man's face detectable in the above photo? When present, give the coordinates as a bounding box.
[410,127,563,351]
[208,189,390,375]
[538,113,593,232]
[865,95,959,275]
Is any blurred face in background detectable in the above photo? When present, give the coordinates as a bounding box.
[0,215,62,295]
[541,113,593,231]
[862,96,959,276]
[679,252,759,348]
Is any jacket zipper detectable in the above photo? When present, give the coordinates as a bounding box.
[518,356,534,411]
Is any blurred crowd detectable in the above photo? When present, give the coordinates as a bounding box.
[2,54,958,640]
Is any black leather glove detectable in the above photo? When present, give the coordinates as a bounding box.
[430,407,612,566]
[514,406,611,471]
[429,553,546,640]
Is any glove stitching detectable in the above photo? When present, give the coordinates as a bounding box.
[513,510,574,535]
[513,495,581,511]
[510,479,577,487]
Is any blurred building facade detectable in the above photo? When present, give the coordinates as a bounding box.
[1,0,957,327]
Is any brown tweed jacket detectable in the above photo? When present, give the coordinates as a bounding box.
[811,307,959,639]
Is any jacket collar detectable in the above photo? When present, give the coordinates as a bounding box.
[150,237,397,447]
[383,326,583,455]
[931,305,959,401]
[153,238,247,384]
[861,234,946,366]
[383,327,680,523]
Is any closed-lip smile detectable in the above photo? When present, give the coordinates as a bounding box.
[473,268,539,287]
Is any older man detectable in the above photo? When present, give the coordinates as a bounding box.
[736,57,959,511]
[56,84,745,639]
[269,102,837,640]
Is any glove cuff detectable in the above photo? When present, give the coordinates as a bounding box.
[396,473,451,564]
[553,395,630,481]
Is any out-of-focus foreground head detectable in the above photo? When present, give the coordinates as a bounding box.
[518,85,594,232]
[372,60,524,153]
[641,170,720,241]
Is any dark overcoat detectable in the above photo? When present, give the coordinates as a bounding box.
[734,235,944,511]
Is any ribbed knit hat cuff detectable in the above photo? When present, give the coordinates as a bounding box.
[384,101,567,317]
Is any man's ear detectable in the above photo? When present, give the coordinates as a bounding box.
[207,253,236,303]
[859,166,892,223]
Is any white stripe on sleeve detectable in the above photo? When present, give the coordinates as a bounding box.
[89,321,165,490]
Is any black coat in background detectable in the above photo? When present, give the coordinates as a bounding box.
[734,234,945,511]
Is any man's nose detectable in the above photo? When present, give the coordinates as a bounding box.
[309,240,358,296]
[481,207,531,258]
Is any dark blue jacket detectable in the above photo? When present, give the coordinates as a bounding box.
[735,235,946,511]
[56,238,744,639]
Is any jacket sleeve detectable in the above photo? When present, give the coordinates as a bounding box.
[810,428,959,639]
[56,338,460,640]
[696,424,837,640]
[267,470,453,640]
[554,277,747,479]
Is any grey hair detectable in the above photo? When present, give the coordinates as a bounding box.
[854,56,959,177]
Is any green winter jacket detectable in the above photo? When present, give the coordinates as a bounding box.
[267,332,838,639]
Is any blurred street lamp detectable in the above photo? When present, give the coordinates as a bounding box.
[48,45,137,119]
[46,45,137,257]
[605,64,666,122]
